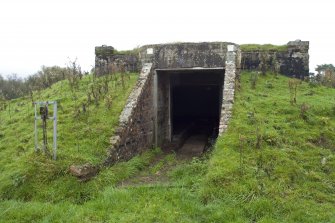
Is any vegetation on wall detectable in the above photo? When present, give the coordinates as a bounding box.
[240,44,288,52]
[95,46,115,58]
[115,46,141,56]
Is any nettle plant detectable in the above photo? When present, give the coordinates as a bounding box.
[288,79,301,104]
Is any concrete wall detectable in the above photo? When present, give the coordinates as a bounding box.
[139,42,238,69]
[241,40,309,79]
[140,42,240,144]
[95,46,139,75]
[95,40,308,79]
[155,73,171,146]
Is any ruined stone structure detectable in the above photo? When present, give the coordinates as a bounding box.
[98,40,309,165]
[103,42,240,165]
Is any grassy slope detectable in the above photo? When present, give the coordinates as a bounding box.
[0,73,139,203]
[203,72,335,222]
[1,72,335,222]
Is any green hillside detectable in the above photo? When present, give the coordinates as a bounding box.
[0,73,140,203]
[0,72,334,222]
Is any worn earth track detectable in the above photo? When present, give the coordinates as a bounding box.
[118,135,208,187]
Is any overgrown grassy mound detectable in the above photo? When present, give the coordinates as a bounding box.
[0,72,334,222]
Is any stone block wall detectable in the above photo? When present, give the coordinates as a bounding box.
[219,45,239,134]
[104,63,154,165]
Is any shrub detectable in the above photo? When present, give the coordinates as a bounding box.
[255,126,263,149]
[105,95,113,109]
[259,52,268,75]
[250,72,258,89]
[288,79,301,104]
[263,129,280,146]
[247,111,257,124]
[265,81,274,89]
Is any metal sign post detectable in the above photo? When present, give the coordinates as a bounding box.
[34,101,58,160]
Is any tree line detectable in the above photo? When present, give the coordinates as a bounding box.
[313,64,335,88]
[0,60,84,100]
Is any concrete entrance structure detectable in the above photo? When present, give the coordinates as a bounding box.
[104,42,241,165]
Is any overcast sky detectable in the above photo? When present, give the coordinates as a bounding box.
[0,0,334,78]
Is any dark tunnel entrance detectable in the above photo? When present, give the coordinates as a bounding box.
[155,68,224,155]
[172,84,220,136]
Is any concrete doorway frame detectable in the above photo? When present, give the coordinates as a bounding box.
[153,67,225,147]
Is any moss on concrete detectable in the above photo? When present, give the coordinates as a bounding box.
[241,44,288,52]
[95,46,115,58]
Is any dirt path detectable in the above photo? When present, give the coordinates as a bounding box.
[118,134,208,188]
[118,152,182,187]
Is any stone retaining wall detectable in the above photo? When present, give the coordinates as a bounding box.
[104,63,154,165]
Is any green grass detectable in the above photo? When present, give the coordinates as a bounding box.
[1,72,335,222]
[115,48,140,56]
[0,73,140,203]
[203,72,335,222]
[241,44,288,52]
